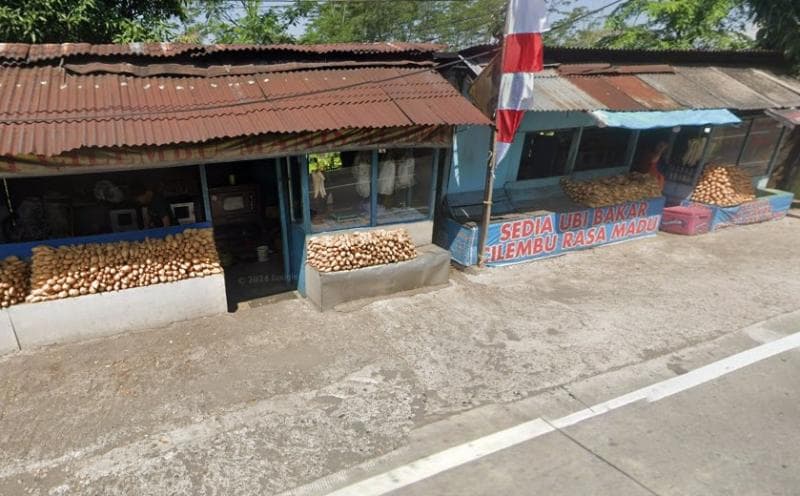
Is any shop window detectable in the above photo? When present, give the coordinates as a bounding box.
[1,167,204,244]
[738,116,783,177]
[308,151,372,232]
[574,127,632,172]
[517,130,573,180]
[666,127,709,169]
[706,124,748,166]
[376,149,435,225]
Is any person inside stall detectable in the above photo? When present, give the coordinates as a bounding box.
[640,141,669,189]
[131,183,175,228]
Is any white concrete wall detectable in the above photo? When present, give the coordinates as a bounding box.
[305,244,450,311]
[0,309,19,355]
[10,274,227,349]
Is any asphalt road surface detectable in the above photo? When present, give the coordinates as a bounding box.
[389,351,800,496]
[289,328,800,496]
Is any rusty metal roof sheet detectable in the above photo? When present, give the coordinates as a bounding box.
[63,59,434,78]
[0,43,30,61]
[3,42,444,64]
[201,42,444,55]
[637,71,729,109]
[529,69,607,111]
[26,43,204,62]
[600,75,682,110]
[673,66,778,110]
[558,64,673,76]
[0,66,488,157]
[766,108,800,127]
[566,76,647,110]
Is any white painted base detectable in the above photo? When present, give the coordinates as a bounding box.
[0,309,19,355]
[9,274,228,350]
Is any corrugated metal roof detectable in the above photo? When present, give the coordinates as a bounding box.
[2,42,444,64]
[63,59,433,78]
[202,42,444,55]
[26,43,204,62]
[545,46,786,66]
[531,70,607,111]
[636,72,729,109]
[0,43,30,61]
[766,108,800,127]
[601,75,681,110]
[0,66,489,157]
[567,76,647,110]
[558,64,673,76]
[674,66,778,110]
[715,66,800,108]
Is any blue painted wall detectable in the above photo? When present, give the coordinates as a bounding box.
[0,222,212,260]
[447,112,598,196]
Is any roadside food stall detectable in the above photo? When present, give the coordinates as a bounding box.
[0,42,489,354]
[658,108,798,234]
[440,48,800,266]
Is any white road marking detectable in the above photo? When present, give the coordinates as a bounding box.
[315,330,800,496]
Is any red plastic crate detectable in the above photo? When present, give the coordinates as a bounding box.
[660,206,712,235]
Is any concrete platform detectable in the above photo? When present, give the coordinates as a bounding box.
[8,273,228,350]
[0,309,19,355]
[305,244,450,311]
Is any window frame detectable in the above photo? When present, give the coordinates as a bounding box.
[514,125,640,187]
[299,147,441,235]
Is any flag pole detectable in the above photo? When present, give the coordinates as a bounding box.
[477,131,497,267]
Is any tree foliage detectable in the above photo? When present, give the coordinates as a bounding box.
[746,0,800,70]
[182,0,293,44]
[599,0,753,49]
[0,0,186,43]
[291,0,506,48]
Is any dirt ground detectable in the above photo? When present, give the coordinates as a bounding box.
[1,215,799,496]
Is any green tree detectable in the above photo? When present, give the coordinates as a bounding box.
[292,0,506,49]
[185,0,293,44]
[598,0,753,49]
[0,0,186,43]
[747,0,800,70]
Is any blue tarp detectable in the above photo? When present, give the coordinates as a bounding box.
[590,109,741,130]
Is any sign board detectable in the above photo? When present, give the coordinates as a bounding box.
[446,197,666,267]
[683,188,794,231]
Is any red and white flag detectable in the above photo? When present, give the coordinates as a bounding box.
[495,0,548,165]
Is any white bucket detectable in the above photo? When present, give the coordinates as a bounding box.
[256,245,269,262]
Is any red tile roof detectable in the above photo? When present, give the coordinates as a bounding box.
[0,66,489,157]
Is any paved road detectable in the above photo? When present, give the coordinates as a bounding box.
[390,351,800,496]
[2,217,800,495]
[286,324,800,496]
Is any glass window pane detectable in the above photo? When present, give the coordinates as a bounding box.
[667,127,707,168]
[517,130,573,180]
[706,123,748,166]
[574,127,632,171]
[308,151,371,232]
[376,149,434,225]
[739,117,783,177]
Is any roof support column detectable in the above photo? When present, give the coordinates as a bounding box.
[624,130,641,171]
[564,127,584,175]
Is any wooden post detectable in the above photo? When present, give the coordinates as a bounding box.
[477,131,497,267]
